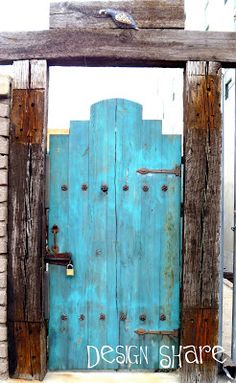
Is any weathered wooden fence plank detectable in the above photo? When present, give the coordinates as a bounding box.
[1,29,236,66]
[8,60,47,380]
[181,61,222,383]
[50,1,185,30]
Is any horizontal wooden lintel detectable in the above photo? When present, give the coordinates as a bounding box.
[1,29,236,67]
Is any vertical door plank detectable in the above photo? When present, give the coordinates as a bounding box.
[158,133,181,368]
[87,100,118,369]
[139,119,163,369]
[48,135,69,370]
[116,99,143,369]
[68,121,89,369]
[159,131,182,322]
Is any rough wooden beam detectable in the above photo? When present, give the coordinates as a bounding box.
[50,1,185,30]
[1,29,236,67]
[8,60,47,380]
[181,61,222,383]
[8,322,46,380]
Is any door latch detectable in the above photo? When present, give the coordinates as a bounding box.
[46,225,72,266]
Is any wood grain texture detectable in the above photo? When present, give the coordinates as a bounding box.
[11,90,44,144]
[181,308,218,383]
[13,60,30,89]
[30,60,47,89]
[50,1,185,30]
[1,29,236,67]
[8,322,47,380]
[181,61,222,383]
[8,89,45,321]
[8,60,47,379]
[182,61,222,309]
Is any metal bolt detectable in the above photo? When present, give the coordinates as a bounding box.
[51,225,59,234]
[123,185,129,191]
[100,313,106,320]
[61,314,67,321]
[61,184,68,191]
[81,184,88,191]
[139,314,147,321]
[101,184,108,193]
[160,313,166,321]
[120,312,127,321]
[79,314,85,321]
[143,185,149,192]
[161,185,168,192]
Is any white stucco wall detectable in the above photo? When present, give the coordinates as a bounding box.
[0,75,10,380]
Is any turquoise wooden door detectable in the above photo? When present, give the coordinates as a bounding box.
[48,99,181,371]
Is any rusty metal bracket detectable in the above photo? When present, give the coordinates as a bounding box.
[45,252,72,266]
[136,165,181,177]
[135,328,179,337]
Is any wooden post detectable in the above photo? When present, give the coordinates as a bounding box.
[181,61,222,382]
[8,60,48,380]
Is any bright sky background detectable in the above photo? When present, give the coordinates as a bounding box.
[0,0,202,132]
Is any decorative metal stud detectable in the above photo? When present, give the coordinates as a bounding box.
[61,314,67,320]
[81,184,88,191]
[79,314,85,321]
[161,185,168,192]
[139,314,147,321]
[120,312,127,321]
[101,184,108,193]
[160,313,166,321]
[61,184,68,191]
[100,313,106,320]
[123,185,129,191]
[143,185,149,192]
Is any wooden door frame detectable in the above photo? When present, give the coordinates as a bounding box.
[4,2,224,382]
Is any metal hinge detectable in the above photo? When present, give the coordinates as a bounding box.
[135,328,179,337]
[136,165,181,177]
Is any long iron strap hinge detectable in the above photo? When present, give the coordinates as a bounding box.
[135,328,179,337]
[136,165,181,177]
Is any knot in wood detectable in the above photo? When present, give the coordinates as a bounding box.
[119,30,133,43]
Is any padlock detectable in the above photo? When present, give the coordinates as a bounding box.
[66,262,74,277]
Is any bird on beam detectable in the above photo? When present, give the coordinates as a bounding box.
[99,9,139,30]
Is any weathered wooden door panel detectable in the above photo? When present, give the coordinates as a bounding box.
[115,100,181,369]
[48,99,181,370]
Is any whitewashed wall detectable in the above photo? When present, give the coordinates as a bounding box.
[0,75,10,380]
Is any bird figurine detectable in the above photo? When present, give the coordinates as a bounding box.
[99,8,139,30]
